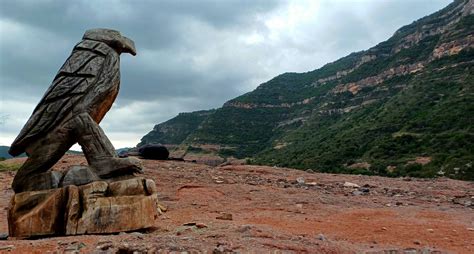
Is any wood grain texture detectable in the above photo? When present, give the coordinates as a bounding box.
[8,178,159,237]
[8,29,140,193]
[10,40,117,155]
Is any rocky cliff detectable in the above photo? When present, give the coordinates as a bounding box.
[140,0,474,180]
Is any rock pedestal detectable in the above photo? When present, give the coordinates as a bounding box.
[8,177,159,238]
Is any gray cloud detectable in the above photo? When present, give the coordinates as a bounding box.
[0,0,451,148]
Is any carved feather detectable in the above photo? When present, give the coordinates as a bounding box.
[9,40,119,156]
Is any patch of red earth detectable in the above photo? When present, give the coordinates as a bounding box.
[245,209,472,252]
[0,155,473,253]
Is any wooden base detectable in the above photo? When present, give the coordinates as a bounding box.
[8,177,159,237]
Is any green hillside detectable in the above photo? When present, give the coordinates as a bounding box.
[139,109,216,146]
[0,146,11,159]
[140,0,474,180]
[0,146,25,159]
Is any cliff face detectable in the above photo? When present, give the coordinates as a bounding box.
[141,0,474,180]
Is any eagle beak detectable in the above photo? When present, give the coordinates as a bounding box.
[122,36,137,56]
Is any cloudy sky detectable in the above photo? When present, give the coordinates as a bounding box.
[0,0,451,150]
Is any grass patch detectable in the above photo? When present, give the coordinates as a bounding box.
[0,162,22,172]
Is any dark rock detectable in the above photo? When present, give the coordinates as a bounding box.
[452,196,473,207]
[59,165,100,187]
[169,157,185,161]
[317,233,326,241]
[196,222,208,228]
[118,150,129,158]
[237,225,252,233]
[64,242,86,254]
[216,213,233,220]
[17,171,63,193]
[129,232,144,239]
[138,144,169,160]
[0,233,8,240]
[96,242,113,251]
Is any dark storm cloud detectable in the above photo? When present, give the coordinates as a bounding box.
[0,0,283,98]
[0,0,452,148]
[0,0,280,48]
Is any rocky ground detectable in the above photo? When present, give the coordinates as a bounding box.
[0,155,473,253]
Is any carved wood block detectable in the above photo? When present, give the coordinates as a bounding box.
[8,178,159,238]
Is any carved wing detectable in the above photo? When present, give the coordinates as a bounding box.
[9,40,116,156]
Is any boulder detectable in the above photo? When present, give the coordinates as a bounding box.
[16,171,64,193]
[118,150,129,158]
[138,144,169,160]
[8,178,159,238]
[59,165,100,187]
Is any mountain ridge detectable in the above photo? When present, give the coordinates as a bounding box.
[140,0,474,180]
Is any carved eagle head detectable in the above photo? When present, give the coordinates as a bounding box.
[83,28,137,56]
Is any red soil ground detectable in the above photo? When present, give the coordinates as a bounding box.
[0,155,473,253]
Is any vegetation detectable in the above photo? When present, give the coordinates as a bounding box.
[140,0,474,180]
[139,109,215,146]
[0,161,21,172]
[0,146,26,159]
[254,56,474,180]
[186,106,291,157]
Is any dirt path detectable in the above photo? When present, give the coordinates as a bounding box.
[0,155,473,253]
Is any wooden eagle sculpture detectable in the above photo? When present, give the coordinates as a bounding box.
[9,28,142,193]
